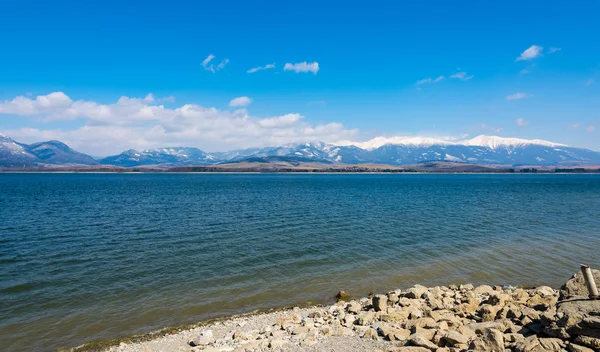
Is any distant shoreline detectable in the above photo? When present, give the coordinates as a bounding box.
[3,160,600,174]
[2,169,600,175]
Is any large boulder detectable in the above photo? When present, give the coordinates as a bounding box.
[188,330,214,346]
[469,328,504,351]
[336,290,351,302]
[557,299,600,339]
[407,334,439,351]
[405,285,429,299]
[373,294,388,312]
[560,269,600,300]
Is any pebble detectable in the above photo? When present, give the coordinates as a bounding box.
[106,272,600,352]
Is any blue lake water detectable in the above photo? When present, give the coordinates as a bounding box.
[1,173,600,351]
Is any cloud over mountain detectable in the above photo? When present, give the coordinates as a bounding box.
[0,92,357,155]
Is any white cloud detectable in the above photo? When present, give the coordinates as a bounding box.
[416,76,444,85]
[258,113,302,128]
[516,45,543,61]
[229,96,252,107]
[0,92,358,155]
[284,62,319,74]
[142,94,175,103]
[506,92,530,100]
[202,54,228,72]
[0,92,73,115]
[450,72,473,81]
[587,125,596,133]
[247,64,275,73]
[548,47,561,54]
[516,117,529,126]
[142,93,155,103]
[202,54,214,68]
[216,59,229,71]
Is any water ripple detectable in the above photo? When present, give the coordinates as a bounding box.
[1,174,600,352]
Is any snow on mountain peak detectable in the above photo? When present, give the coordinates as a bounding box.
[462,135,567,149]
[335,135,567,150]
[336,136,455,150]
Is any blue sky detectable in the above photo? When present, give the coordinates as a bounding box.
[0,0,599,154]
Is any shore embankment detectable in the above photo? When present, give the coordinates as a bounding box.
[69,270,600,352]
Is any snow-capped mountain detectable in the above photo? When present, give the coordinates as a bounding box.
[462,135,566,149]
[99,147,217,167]
[0,133,39,167]
[2,132,600,168]
[336,136,455,150]
[215,135,600,166]
[0,134,99,167]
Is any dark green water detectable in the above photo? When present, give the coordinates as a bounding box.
[1,174,600,351]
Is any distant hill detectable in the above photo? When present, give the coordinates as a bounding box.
[2,132,600,168]
[0,134,97,167]
[99,147,217,167]
[27,140,99,165]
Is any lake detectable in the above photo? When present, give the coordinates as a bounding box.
[1,174,599,351]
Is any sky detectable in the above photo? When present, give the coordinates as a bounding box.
[0,0,599,155]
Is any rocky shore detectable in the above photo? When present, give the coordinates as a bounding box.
[99,270,600,352]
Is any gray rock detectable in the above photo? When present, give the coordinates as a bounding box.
[380,311,410,322]
[568,343,595,352]
[291,313,302,324]
[504,333,524,343]
[291,326,310,335]
[406,285,429,299]
[346,301,362,314]
[299,337,316,347]
[379,326,410,341]
[407,334,439,351]
[442,330,469,346]
[362,327,379,340]
[388,292,400,304]
[557,299,600,338]
[560,269,600,300]
[543,324,571,339]
[373,294,388,312]
[469,328,504,352]
[405,317,436,331]
[466,320,511,334]
[583,316,600,329]
[538,338,566,351]
[574,335,600,350]
[233,330,250,340]
[513,335,542,352]
[268,339,287,348]
[336,290,351,301]
[189,330,214,346]
[356,311,376,325]
[473,285,494,295]
[410,309,423,319]
[460,283,474,291]
[391,348,431,352]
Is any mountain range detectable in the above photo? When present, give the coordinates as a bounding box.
[2,132,600,168]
